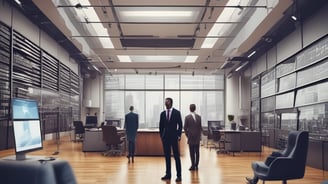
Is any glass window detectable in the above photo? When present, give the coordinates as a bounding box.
[104,74,224,129]
[145,75,163,89]
[104,74,124,89]
[261,96,275,112]
[145,91,163,128]
[125,75,145,89]
[204,75,224,89]
[125,91,145,127]
[165,74,179,89]
[181,75,203,89]
[104,91,124,120]
[280,113,297,130]
[298,104,328,139]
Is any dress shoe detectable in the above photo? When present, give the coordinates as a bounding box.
[195,166,198,170]
[161,175,171,180]
[245,177,254,184]
[132,157,134,163]
[126,156,130,163]
[175,177,182,182]
[189,166,195,171]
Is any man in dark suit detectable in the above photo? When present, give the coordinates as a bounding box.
[184,104,202,171]
[159,97,183,182]
[124,106,139,163]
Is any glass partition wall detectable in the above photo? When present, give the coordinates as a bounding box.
[104,74,225,129]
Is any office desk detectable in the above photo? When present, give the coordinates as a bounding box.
[214,130,261,153]
[82,128,125,152]
[82,128,107,152]
[135,129,186,156]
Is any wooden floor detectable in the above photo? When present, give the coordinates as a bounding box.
[0,136,327,184]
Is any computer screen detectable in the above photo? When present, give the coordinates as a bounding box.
[207,120,223,139]
[105,119,121,128]
[12,98,39,120]
[85,116,97,128]
[12,120,43,160]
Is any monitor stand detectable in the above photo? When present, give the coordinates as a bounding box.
[2,154,46,161]
[15,152,27,160]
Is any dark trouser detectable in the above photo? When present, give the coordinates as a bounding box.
[127,140,135,157]
[162,138,181,178]
[188,144,200,167]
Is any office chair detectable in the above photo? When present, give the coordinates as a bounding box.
[102,125,125,156]
[250,131,309,184]
[73,121,85,142]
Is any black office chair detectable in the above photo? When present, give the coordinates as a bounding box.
[250,131,309,184]
[73,121,85,142]
[102,125,125,156]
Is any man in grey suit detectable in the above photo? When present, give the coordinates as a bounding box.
[124,106,139,163]
[184,104,202,171]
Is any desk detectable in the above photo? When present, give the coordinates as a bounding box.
[214,130,261,153]
[135,129,186,156]
[82,128,107,152]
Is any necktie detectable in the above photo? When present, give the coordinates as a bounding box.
[167,109,170,120]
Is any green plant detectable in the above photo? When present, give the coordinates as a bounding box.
[227,115,234,122]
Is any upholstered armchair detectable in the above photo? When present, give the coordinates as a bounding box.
[251,131,309,184]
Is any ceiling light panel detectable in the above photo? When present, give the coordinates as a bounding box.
[116,7,202,22]
[118,55,198,63]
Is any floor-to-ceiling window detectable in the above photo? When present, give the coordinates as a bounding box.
[104,74,224,128]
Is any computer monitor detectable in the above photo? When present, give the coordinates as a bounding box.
[85,116,97,128]
[105,119,121,128]
[11,98,43,160]
[12,98,39,120]
[12,120,43,160]
[207,120,223,139]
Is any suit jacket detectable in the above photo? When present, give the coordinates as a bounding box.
[184,113,202,145]
[159,108,182,141]
[124,112,139,141]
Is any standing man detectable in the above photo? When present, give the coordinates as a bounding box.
[184,104,202,171]
[124,106,139,163]
[159,97,183,182]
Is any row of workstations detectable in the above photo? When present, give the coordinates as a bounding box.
[81,128,261,155]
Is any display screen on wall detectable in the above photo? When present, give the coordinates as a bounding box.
[278,73,296,92]
[296,36,328,69]
[261,69,276,98]
[276,92,295,109]
[297,58,328,87]
[295,82,328,106]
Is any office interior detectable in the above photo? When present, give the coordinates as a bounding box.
[0,0,328,181]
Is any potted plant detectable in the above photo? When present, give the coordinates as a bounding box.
[228,114,237,130]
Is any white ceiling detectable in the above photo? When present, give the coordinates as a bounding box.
[33,0,293,75]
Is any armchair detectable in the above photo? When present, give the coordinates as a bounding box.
[248,131,309,184]
[102,125,125,156]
